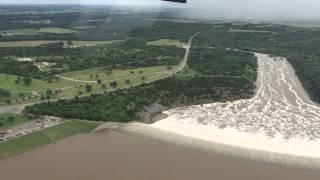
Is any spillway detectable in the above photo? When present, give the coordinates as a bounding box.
[152,53,320,158]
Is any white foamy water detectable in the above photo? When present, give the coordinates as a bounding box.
[152,53,320,158]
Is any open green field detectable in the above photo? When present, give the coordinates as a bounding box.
[0,65,177,105]
[0,40,121,47]
[147,39,187,48]
[0,40,61,47]
[0,120,99,159]
[62,65,176,81]
[0,28,36,35]
[0,113,31,130]
[0,73,79,92]
[0,73,80,104]
[71,26,96,30]
[71,40,123,46]
[0,27,78,35]
[36,27,78,34]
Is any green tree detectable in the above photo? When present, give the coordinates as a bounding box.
[15,77,21,84]
[67,40,73,46]
[46,89,53,97]
[110,81,118,88]
[7,116,15,123]
[85,84,93,92]
[23,77,32,85]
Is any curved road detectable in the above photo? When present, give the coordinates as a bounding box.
[174,32,199,74]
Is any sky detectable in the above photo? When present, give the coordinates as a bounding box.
[0,0,163,5]
[1,0,320,19]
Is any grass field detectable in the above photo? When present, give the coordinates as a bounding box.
[71,40,123,46]
[0,28,36,35]
[62,65,175,81]
[0,73,81,104]
[0,113,31,130]
[0,40,61,47]
[36,27,78,34]
[0,73,79,92]
[0,65,177,105]
[0,27,78,35]
[0,120,99,159]
[71,26,96,30]
[147,39,187,48]
[0,40,120,47]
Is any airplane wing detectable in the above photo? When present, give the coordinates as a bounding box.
[162,0,187,3]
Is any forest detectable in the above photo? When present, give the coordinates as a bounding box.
[0,56,47,79]
[189,47,257,79]
[0,9,159,41]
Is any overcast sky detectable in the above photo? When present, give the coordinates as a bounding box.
[1,0,320,19]
[0,0,163,5]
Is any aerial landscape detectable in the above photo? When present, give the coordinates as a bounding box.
[1,0,320,179]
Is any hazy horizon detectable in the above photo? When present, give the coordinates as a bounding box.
[1,0,320,20]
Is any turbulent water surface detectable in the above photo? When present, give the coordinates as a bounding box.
[154,53,320,141]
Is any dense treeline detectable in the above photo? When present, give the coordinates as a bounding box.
[189,47,257,80]
[25,49,257,122]
[0,57,47,78]
[25,76,255,122]
[0,10,159,41]
[130,21,205,42]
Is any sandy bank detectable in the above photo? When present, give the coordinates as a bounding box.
[111,122,320,171]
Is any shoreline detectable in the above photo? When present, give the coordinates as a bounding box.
[104,122,320,172]
[2,126,320,180]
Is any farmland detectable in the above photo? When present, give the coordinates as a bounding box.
[0,27,78,36]
[0,40,60,47]
[0,40,120,47]
[36,27,78,34]
[147,39,186,48]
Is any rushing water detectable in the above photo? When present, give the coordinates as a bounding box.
[153,53,320,140]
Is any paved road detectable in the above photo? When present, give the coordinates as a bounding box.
[174,32,199,74]
[146,32,199,83]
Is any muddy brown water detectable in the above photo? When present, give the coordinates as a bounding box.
[0,130,320,180]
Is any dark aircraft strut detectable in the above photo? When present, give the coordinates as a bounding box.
[162,0,187,3]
